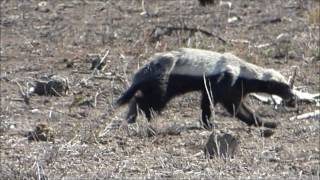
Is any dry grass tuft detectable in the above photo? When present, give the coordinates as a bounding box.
[306,7,320,25]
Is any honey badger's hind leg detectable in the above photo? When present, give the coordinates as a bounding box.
[126,97,138,123]
[128,85,167,122]
[124,91,152,123]
[200,91,214,130]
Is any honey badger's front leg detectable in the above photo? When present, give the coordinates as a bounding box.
[126,93,152,123]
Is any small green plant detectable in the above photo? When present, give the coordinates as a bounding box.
[313,47,320,61]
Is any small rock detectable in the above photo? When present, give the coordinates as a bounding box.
[36,1,50,13]
[259,128,275,138]
[1,15,19,27]
[260,16,282,24]
[260,150,280,162]
[26,124,55,142]
[228,16,241,23]
[87,54,106,70]
[66,62,74,68]
[63,59,74,68]
[9,124,16,129]
[30,109,40,113]
[204,131,239,159]
[32,75,69,96]
[161,124,184,135]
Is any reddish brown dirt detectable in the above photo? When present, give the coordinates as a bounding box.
[1,0,319,179]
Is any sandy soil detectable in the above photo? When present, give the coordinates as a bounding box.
[1,0,319,179]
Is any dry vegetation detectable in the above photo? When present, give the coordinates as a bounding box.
[1,0,319,179]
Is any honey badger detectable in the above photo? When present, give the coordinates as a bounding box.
[116,48,295,130]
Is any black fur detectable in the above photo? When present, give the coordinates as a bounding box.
[116,49,295,130]
[198,0,216,6]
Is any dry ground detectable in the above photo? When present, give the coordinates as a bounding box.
[1,0,320,179]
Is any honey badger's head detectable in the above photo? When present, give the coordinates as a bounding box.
[262,69,296,107]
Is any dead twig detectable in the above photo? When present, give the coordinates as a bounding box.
[203,73,216,128]
[93,49,110,72]
[140,0,149,16]
[79,49,110,87]
[292,89,320,104]
[250,90,319,106]
[69,92,100,110]
[289,110,320,120]
[151,25,227,44]
[13,80,30,105]
[288,66,298,88]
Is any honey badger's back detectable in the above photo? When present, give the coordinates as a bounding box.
[172,48,288,85]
